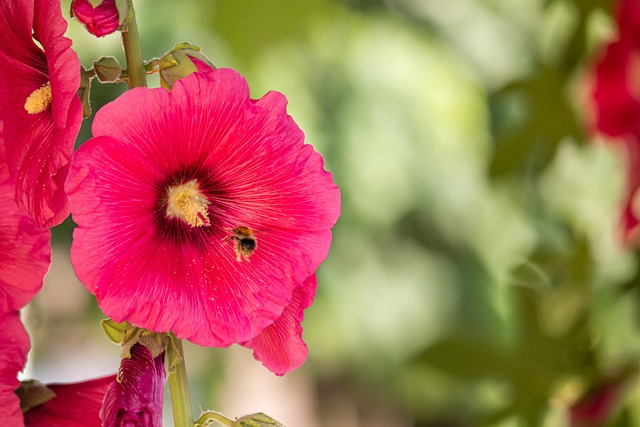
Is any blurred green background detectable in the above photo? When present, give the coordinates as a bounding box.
[24,0,640,425]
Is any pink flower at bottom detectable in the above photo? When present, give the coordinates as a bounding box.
[100,344,165,427]
[0,312,29,426]
[67,68,340,374]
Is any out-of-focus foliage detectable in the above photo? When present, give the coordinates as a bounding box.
[32,0,640,426]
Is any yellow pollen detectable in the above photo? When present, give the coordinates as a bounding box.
[24,81,52,114]
[166,180,211,227]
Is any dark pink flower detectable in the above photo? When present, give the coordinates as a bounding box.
[0,312,29,426]
[242,275,317,376]
[22,376,115,427]
[589,0,640,242]
[100,344,165,427]
[0,140,51,314]
[0,0,83,228]
[66,68,340,374]
[71,0,120,38]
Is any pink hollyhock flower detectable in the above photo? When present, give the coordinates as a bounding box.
[22,376,114,427]
[66,68,340,374]
[0,312,29,426]
[71,0,120,38]
[100,344,165,427]
[589,0,640,242]
[0,0,83,228]
[0,150,51,314]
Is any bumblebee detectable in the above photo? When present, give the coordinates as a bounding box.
[229,226,257,262]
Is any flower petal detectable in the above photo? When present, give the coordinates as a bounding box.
[23,376,115,427]
[242,275,317,376]
[0,312,29,427]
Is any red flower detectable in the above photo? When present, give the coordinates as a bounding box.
[23,376,115,427]
[0,312,29,426]
[590,0,640,242]
[66,68,340,374]
[100,344,165,427]
[0,0,82,228]
[71,0,120,38]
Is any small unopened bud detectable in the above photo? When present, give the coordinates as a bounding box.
[158,43,216,90]
[71,0,128,38]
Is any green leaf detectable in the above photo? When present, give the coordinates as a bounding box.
[233,413,286,427]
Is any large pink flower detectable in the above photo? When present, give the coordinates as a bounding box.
[0,312,29,426]
[0,0,83,228]
[67,68,340,373]
[590,0,640,242]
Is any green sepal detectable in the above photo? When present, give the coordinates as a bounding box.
[15,380,56,412]
[164,333,183,374]
[158,42,216,90]
[100,318,130,345]
[93,56,123,83]
[101,319,171,361]
[233,413,286,427]
[115,0,129,25]
[78,66,92,118]
[87,0,105,8]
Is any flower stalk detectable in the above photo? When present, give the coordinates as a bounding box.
[169,336,194,427]
[120,0,146,88]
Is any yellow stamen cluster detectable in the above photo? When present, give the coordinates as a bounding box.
[166,179,211,227]
[24,81,52,114]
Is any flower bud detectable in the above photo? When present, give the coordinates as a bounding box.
[71,0,126,38]
[100,344,166,427]
[158,43,216,90]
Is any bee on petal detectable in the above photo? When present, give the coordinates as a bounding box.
[228,226,257,262]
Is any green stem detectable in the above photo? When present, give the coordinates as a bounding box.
[169,337,194,427]
[121,0,147,88]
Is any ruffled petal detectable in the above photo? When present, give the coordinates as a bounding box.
[242,275,317,376]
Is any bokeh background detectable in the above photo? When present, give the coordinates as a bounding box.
[23,0,640,425]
